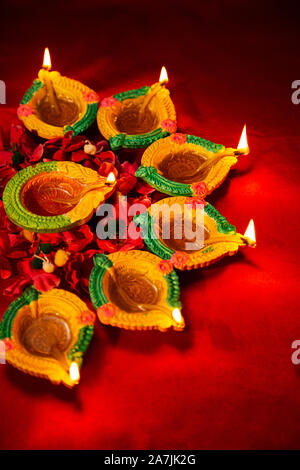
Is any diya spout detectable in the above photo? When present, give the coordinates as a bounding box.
[204,219,256,248]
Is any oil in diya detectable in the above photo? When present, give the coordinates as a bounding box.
[134,196,256,270]
[17,48,99,139]
[135,125,249,198]
[97,66,177,150]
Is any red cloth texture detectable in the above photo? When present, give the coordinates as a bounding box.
[0,0,299,450]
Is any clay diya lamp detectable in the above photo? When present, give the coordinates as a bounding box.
[17,48,99,139]
[97,67,177,150]
[0,286,95,387]
[135,125,249,197]
[133,196,256,270]
[89,251,184,331]
[3,161,116,233]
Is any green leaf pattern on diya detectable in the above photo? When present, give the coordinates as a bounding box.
[113,86,150,102]
[204,203,236,234]
[64,102,99,136]
[186,134,224,153]
[89,255,111,309]
[133,212,174,260]
[164,271,182,308]
[20,79,44,105]
[67,325,94,364]
[0,287,41,340]
[2,162,74,232]
[135,166,194,196]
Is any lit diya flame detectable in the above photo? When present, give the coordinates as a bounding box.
[243,219,256,246]
[237,124,249,155]
[172,307,183,324]
[43,47,51,71]
[159,66,168,84]
[106,172,116,185]
[69,361,80,383]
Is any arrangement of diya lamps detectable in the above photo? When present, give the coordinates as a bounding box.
[0,287,95,387]
[135,125,249,197]
[89,251,184,332]
[133,196,256,270]
[17,48,99,139]
[3,161,116,233]
[97,66,177,150]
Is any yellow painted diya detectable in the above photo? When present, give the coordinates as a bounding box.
[133,196,256,270]
[17,48,99,139]
[0,286,95,387]
[89,251,184,332]
[135,126,249,197]
[3,161,116,233]
[97,67,177,150]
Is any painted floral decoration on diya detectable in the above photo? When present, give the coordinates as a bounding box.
[89,250,184,332]
[135,125,249,197]
[3,161,116,233]
[18,48,99,139]
[97,67,177,150]
[133,196,256,270]
[0,286,95,387]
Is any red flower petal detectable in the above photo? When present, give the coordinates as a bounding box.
[117,175,137,195]
[0,256,12,279]
[30,144,44,163]
[53,149,66,161]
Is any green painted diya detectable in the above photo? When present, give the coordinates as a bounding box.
[3,161,116,233]
[133,196,256,270]
[18,69,99,139]
[135,132,248,198]
[0,286,95,387]
[97,82,177,150]
[89,251,184,331]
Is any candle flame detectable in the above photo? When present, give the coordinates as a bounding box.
[43,48,51,70]
[244,219,256,243]
[159,66,168,84]
[237,124,249,154]
[172,308,182,323]
[106,172,116,184]
[69,362,80,382]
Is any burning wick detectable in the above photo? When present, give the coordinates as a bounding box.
[172,308,183,323]
[42,47,60,114]
[242,218,256,246]
[105,172,116,186]
[235,124,249,155]
[140,66,169,116]
[159,66,169,85]
[69,361,80,383]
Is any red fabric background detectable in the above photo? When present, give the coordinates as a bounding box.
[0,0,300,450]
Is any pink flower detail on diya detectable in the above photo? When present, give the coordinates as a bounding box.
[2,338,15,351]
[97,303,116,318]
[100,96,118,108]
[170,251,188,269]
[170,133,187,144]
[161,119,177,133]
[17,104,33,117]
[77,311,96,325]
[82,91,99,103]
[158,260,173,275]
[191,181,208,197]
[185,197,206,209]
